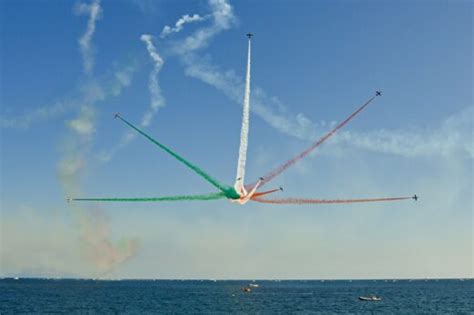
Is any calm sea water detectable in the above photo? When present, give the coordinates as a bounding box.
[1,278,472,314]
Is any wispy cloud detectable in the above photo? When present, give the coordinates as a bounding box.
[1,100,71,130]
[74,0,102,74]
[130,0,156,15]
[335,106,474,158]
[160,14,208,38]
[0,65,137,130]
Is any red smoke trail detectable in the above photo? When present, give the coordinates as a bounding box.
[251,188,281,198]
[249,93,379,189]
[252,196,412,205]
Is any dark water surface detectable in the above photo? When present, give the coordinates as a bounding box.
[1,278,472,314]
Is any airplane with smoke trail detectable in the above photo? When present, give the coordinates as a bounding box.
[72,34,417,205]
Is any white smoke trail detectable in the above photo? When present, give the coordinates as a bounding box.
[234,37,252,192]
[75,0,102,74]
[166,0,317,141]
[181,54,317,139]
[170,0,235,54]
[97,36,165,163]
[160,14,207,38]
[140,34,165,127]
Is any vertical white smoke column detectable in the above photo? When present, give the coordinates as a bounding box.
[234,36,252,194]
[140,34,165,127]
[75,0,102,74]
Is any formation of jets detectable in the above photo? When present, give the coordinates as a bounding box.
[69,33,418,205]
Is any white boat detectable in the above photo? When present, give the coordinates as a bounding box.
[359,295,382,301]
[249,283,259,288]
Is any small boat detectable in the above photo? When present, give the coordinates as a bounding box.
[249,283,259,288]
[359,295,382,301]
[241,287,252,293]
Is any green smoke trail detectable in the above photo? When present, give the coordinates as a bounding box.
[73,192,227,202]
[116,115,239,199]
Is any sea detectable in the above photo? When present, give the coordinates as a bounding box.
[1,278,472,314]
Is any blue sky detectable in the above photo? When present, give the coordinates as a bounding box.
[1,0,472,279]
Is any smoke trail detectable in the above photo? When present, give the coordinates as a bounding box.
[73,192,226,202]
[250,94,379,189]
[96,36,163,163]
[252,196,413,205]
[170,0,235,53]
[251,188,281,198]
[78,208,138,275]
[116,115,232,194]
[234,36,252,193]
[57,3,138,277]
[139,34,165,127]
[0,64,136,130]
[160,14,207,38]
[74,0,102,74]
[59,88,140,276]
